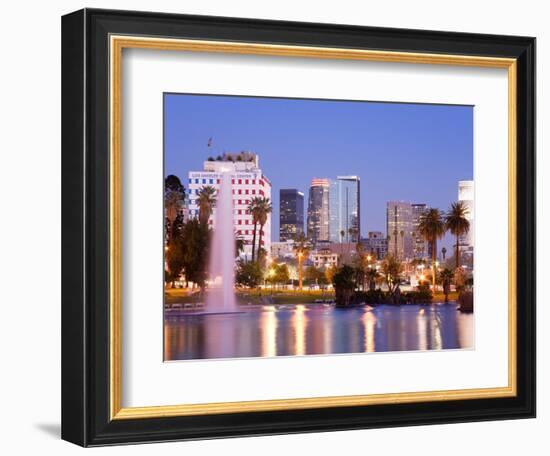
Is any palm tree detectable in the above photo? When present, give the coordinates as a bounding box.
[439,268,454,303]
[248,197,263,262]
[255,197,272,262]
[381,254,403,299]
[418,208,446,291]
[365,268,379,292]
[446,201,470,269]
[293,232,310,290]
[197,186,216,225]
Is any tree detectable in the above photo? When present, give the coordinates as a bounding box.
[248,197,263,262]
[164,175,185,241]
[293,232,310,290]
[180,219,210,290]
[255,197,272,261]
[446,201,470,269]
[197,186,216,225]
[418,208,446,291]
[235,261,263,288]
[381,254,403,298]
[325,265,337,284]
[165,213,186,285]
[304,265,327,287]
[267,263,291,288]
[332,265,357,306]
[365,268,379,292]
[439,268,454,303]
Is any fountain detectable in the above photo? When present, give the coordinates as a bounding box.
[205,171,237,312]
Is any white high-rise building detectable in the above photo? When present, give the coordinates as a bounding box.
[458,180,474,250]
[187,152,272,260]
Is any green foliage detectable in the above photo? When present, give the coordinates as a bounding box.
[446,201,470,269]
[332,264,356,290]
[332,264,357,307]
[439,268,454,302]
[365,267,379,291]
[180,219,210,287]
[164,175,185,237]
[248,197,272,262]
[236,261,263,288]
[304,265,327,285]
[197,186,216,225]
[381,254,403,295]
[267,263,290,286]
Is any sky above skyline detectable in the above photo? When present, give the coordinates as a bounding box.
[164,93,473,251]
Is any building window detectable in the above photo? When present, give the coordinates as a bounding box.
[245,179,249,184]
[209,179,213,184]
[195,178,199,184]
[238,179,242,184]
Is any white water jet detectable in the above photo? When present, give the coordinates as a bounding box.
[205,171,237,312]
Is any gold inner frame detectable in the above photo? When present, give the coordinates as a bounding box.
[109,35,517,420]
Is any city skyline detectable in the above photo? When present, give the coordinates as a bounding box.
[165,93,473,251]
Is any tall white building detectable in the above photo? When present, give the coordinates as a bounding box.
[187,152,272,260]
[458,180,474,250]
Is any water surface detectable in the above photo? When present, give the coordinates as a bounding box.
[164,304,473,361]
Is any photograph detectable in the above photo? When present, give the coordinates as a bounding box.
[163,93,475,361]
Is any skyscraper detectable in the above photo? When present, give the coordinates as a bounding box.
[307,178,330,244]
[386,201,413,260]
[279,189,304,241]
[458,180,474,250]
[329,176,361,243]
[411,203,429,259]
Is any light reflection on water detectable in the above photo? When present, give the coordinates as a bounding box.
[164,304,474,361]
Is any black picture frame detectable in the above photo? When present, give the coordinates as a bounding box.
[62,8,536,447]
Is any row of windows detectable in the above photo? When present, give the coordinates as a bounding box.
[236,230,265,238]
[188,188,265,197]
[189,199,255,207]
[188,178,264,186]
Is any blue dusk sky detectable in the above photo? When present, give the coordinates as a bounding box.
[164,93,473,251]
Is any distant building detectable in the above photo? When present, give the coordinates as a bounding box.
[271,240,296,259]
[311,248,339,270]
[360,231,388,260]
[307,178,330,244]
[329,176,361,243]
[279,189,304,242]
[386,201,413,260]
[411,203,429,259]
[187,152,271,260]
[458,180,474,251]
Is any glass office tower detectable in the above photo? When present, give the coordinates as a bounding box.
[329,176,361,243]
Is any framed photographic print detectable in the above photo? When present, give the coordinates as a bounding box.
[61,8,536,446]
